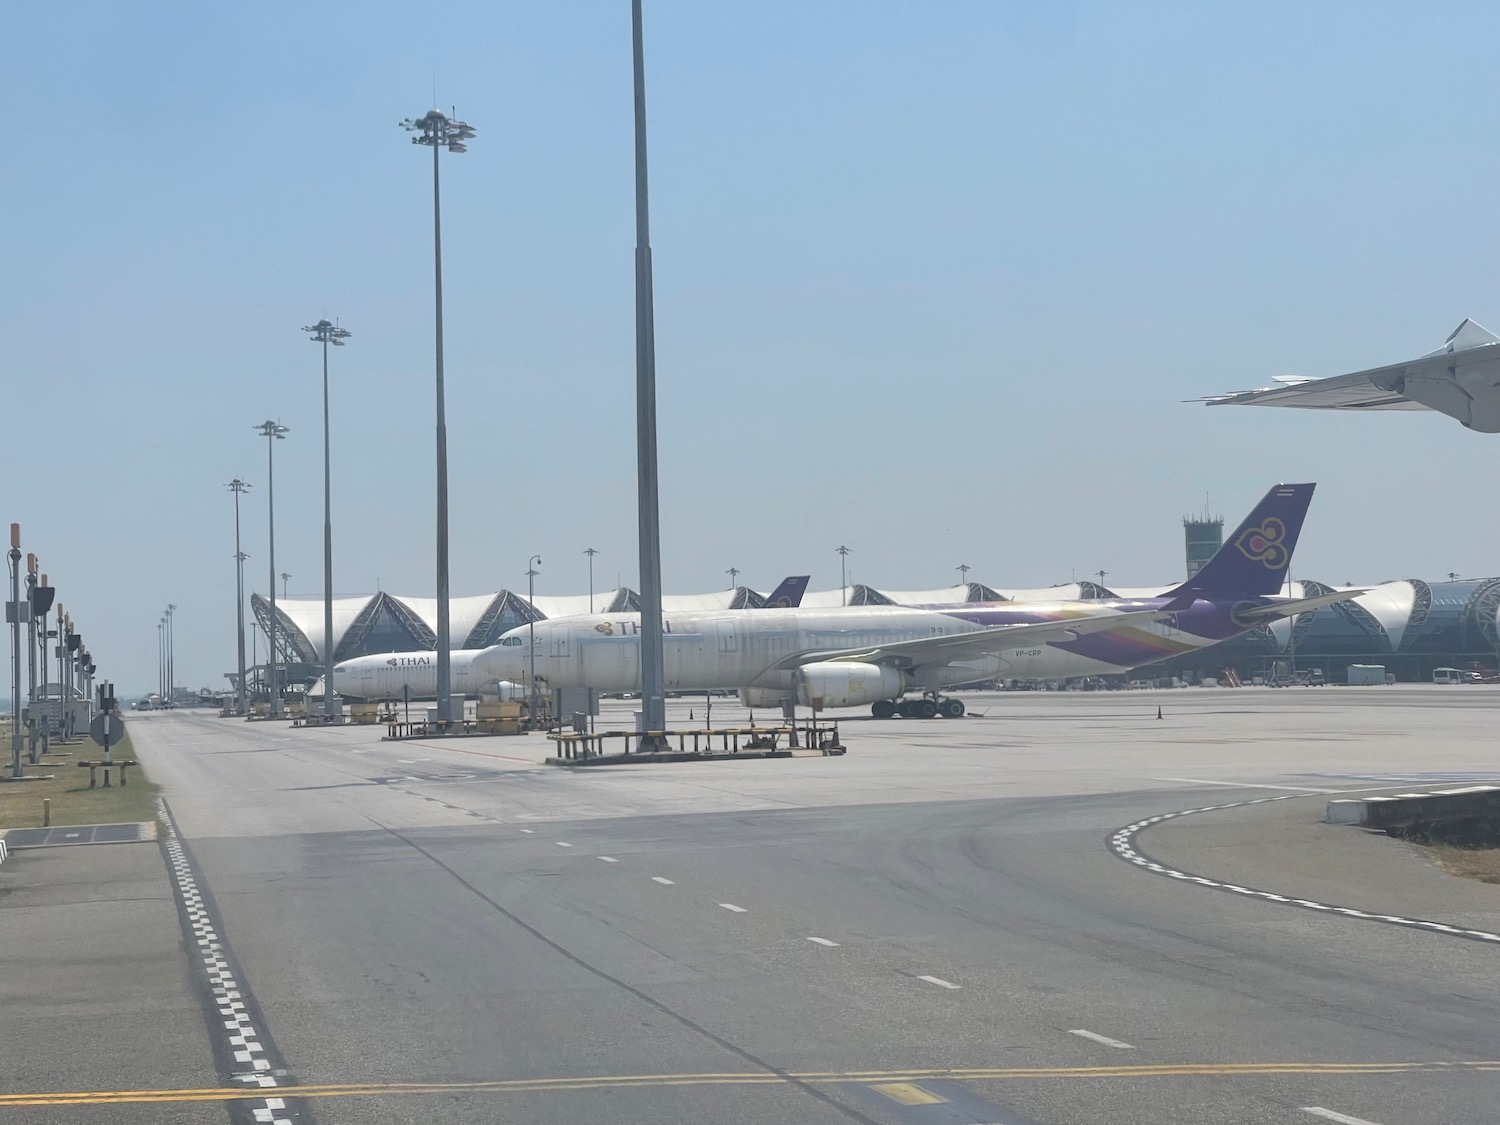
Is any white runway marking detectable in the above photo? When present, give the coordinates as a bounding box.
[1068,1028,1135,1049]
[555,842,573,848]
[1110,795,1500,946]
[1302,1108,1384,1125]
[652,877,674,885]
[1154,777,1341,793]
[519,828,534,833]
[597,856,618,863]
[917,975,960,989]
[807,937,839,947]
[718,903,747,913]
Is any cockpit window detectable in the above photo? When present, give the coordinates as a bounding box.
[500,636,523,647]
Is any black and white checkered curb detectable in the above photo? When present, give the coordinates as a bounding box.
[159,801,298,1124]
[1110,793,1500,946]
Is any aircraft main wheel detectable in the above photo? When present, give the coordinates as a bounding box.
[941,698,965,718]
[896,700,915,718]
[914,699,938,719]
[871,700,896,719]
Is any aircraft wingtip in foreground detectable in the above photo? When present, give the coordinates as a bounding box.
[1197,319,1500,433]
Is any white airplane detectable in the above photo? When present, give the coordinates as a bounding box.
[1199,319,1500,433]
[471,485,1355,718]
[331,649,524,703]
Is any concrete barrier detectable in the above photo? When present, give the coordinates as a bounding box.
[1326,786,1500,836]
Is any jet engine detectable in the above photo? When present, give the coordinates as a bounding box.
[796,663,904,709]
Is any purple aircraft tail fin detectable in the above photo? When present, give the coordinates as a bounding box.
[1168,483,1315,599]
[763,575,810,608]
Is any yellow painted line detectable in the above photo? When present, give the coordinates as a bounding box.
[1,1060,1496,1108]
[869,1081,947,1105]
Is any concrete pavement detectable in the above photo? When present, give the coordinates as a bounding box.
[2,687,1497,1124]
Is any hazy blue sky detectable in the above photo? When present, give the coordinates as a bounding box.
[4,1,1497,693]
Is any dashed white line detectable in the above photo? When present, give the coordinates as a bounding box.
[519,828,534,833]
[1068,1028,1135,1049]
[718,903,747,913]
[555,842,573,848]
[1302,1108,1384,1125]
[597,856,618,863]
[651,877,674,885]
[917,975,961,990]
[806,937,839,947]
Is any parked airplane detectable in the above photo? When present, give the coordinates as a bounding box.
[330,575,812,702]
[474,484,1357,718]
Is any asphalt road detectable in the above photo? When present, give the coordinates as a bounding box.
[3,687,1497,1125]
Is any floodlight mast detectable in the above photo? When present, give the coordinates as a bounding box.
[254,420,289,718]
[401,109,475,727]
[227,480,251,714]
[303,318,350,720]
[631,0,667,738]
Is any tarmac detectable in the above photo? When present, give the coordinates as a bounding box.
[0,685,1496,1125]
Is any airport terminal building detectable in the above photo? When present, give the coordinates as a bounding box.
[247,574,1500,690]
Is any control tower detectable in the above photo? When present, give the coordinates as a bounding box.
[1183,512,1223,578]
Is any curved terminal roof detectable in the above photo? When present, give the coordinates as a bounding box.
[250,576,1500,665]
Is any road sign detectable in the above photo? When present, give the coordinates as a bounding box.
[90,713,125,748]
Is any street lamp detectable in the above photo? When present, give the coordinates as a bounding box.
[726,566,739,590]
[280,572,292,600]
[401,108,475,727]
[836,545,851,606]
[158,617,165,702]
[303,317,351,721]
[584,547,599,614]
[165,604,176,704]
[227,480,251,714]
[255,420,289,718]
[8,523,22,778]
[957,563,970,586]
[526,555,541,728]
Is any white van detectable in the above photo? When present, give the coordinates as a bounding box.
[1432,667,1465,685]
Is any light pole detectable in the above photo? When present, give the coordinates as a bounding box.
[35,570,51,757]
[527,556,541,728]
[228,480,251,714]
[157,617,164,702]
[8,523,22,777]
[836,545,851,606]
[303,318,351,720]
[631,0,667,737]
[726,567,739,590]
[165,603,176,703]
[24,553,37,760]
[255,420,289,717]
[280,572,291,600]
[401,108,475,727]
[957,563,970,586]
[584,547,599,614]
[1096,570,1107,589]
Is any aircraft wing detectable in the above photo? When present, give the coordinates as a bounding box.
[774,609,1174,672]
[1196,318,1500,433]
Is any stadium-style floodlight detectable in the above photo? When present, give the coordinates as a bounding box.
[401,109,475,726]
[956,563,970,586]
[584,547,599,614]
[527,556,542,728]
[227,479,251,714]
[836,545,851,606]
[726,566,739,590]
[255,420,289,717]
[303,318,351,720]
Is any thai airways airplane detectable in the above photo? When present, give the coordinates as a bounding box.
[472,483,1356,718]
[330,575,812,702]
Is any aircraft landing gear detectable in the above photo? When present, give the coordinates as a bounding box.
[872,694,965,719]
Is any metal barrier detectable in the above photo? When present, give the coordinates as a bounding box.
[548,721,844,762]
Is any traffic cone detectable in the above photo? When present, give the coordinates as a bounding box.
[1156,705,1163,720]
